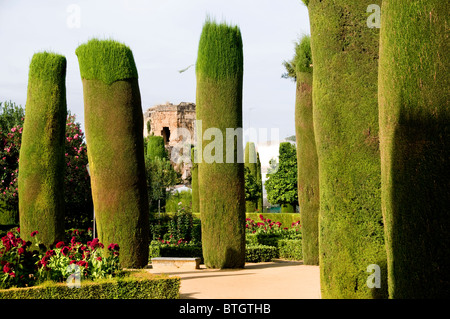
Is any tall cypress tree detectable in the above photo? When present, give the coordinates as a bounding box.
[308,0,387,298]
[76,39,149,268]
[294,35,319,265]
[19,52,67,247]
[378,0,449,298]
[196,20,246,269]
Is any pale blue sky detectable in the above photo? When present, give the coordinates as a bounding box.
[0,0,310,141]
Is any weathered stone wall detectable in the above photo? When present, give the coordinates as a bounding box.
[143,102,196,182]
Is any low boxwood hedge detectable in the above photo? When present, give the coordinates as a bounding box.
[0,271,180,299]
[245,245,278,263]
[278,239,302,261]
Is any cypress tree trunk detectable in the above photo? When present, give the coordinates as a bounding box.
[191,147,199,213]
[378,0,449,298]
[308,0,387,298]
[76,39,149,268]
[294,36,319,266]
[19,52,67,247]
[245,142,258,212]
[196,20,246,269]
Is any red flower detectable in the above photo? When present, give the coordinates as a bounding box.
[3,264,11,273]
[259,214,264,221]
[31,231,39,237]
[18,247,25,255]
[61,246,69,256]
[108,243,120,251]
[55,241,65,248]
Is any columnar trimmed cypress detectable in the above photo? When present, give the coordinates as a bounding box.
[191,147,199,213]
[147,135,167,160]
[378,1,449,299]
[308,0,387,298]
[76,39,149,268]
[294,36,319,265]
[244,142,258,212]
[19,52,67,247]
[196,20,246,269]
[256,152,263,212]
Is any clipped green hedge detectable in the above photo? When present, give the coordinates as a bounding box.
[278,240,303,261]
[0,271,180,299]
[245,245,278,263]
[196,19,246,269]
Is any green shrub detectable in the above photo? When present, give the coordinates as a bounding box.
[196,19,246,269]
[245,245,278,263]
[18,52,67,247]
[278,240,303,261]
[76,39,150,268]
[0,271,180,299]
[378,0,449,299]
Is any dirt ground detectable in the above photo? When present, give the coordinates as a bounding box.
[147,259,321,299]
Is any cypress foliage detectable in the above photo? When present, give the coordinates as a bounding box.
[244,142,258,212]
[76,39,149,268]
[196,20,246,269]
[378,0,449,298]
[147,135,167,160]
[18,52,67,247]
[308,0,387,298]
[294,36,319,265]
[191,147,199,213]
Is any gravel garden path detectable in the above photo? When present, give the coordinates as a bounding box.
[148,259,321,299]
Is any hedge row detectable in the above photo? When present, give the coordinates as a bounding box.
[245,245,278,263]
[0,271,180,299]
[148,243,300,264]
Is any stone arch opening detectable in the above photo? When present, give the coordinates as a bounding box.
[161,126,170,144]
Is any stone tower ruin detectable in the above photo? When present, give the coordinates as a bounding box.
[143,102,196,182]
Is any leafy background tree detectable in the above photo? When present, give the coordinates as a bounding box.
[0,101,24,224]
[265,142,298,211]
[0,101,92,228]
[244,166,261,210]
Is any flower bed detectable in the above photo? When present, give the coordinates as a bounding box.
[1,228,120,289]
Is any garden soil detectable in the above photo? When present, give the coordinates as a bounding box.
[148,259,321,299]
